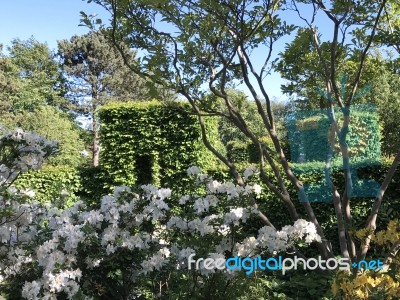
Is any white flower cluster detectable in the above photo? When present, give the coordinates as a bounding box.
[243,166,257,180]
[0,164,322,299]
[206,180,262,199]
[187,166,262,200]
[234,219,322,256]
[187,166,201,176]
[224,207,252,226]
[141,247,170,275]
[0,183,175,299]
[0,127,57,176]
[0,200,85,299]
[193,195,218,213]
[0,199,42,247]
[167,215,218,236]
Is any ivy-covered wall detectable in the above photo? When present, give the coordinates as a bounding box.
[98,101,222,189]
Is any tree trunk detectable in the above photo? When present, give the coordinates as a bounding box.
[92,115,100,167]
[92,89,100,167]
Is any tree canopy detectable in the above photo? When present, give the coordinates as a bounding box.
[11,106,86,167]
[58,30,151,166]
[0,38,67,113]
[0,38,85,167]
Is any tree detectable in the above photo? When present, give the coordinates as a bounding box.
[86,0,399,278]
[58,31,151,166]
[276,27,344,110]
[276,29,400,156]
[0,37,67,114]
[4,106,86,167]
[0,45,18,114]
[371,67,400,155]
[0,38,85,167]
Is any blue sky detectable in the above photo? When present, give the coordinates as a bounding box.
[0,1,335,101]
[0,0,108,50]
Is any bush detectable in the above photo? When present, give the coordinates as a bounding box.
[15,165,81,206]
[1,106,86,167]
[76,166,108,208]
[98,100,223,190]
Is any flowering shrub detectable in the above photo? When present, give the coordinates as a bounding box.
[331,220,400,299]
[0,126,57,179]
[0,126,57,232]
[0,126,57,296]
[0,125,323,299]
[332,271,400,300]
[0,163,322,299]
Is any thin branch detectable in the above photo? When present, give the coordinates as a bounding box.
[312,0,337,23]
[348,0,387,105]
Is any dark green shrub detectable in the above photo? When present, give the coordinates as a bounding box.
[226,140,249,163]
[76,166,108,208]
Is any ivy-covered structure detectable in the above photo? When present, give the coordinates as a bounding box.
[98,101,222,188]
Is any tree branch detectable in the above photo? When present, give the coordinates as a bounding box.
[359,145,400,260]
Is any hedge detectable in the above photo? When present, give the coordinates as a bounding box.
[14,165,81,206]
[98,100,223,190]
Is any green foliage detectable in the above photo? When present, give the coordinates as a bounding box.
[226,140,249,163]
[248,136,277,163]
[76,166,108,208]
[216,90,266,145]
[14,165,81,206]
[2,106,86,167]
[98,101,222,190]
[354,0,400,54]
[215,89,290,164]
[0,37,66,113]
[58,30,150,107]
[227,136,276,164]
[286,106,382,169]
[235,271,333,300]
[367,63,400,156]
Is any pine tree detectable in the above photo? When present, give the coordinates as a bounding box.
[58,31,150,166]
